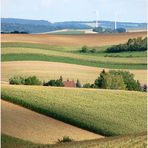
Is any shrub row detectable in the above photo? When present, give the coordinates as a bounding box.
[9,76,42,85]
[106,37,147,53]
[9,71,147,92]
[80,46,97,53]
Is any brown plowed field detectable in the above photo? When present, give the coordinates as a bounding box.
[1,32,147,46]
[1,100,103,144]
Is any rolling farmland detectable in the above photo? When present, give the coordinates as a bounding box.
[1,41,147,69]
[2,84,147,137]
[1,61,147,84]
[1,32,147,147]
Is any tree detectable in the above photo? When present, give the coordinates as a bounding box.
[9,76,25,85]
[143,84,147,92]
[59,76,63,82]
[76,79,82,88]
[83,83,91,88]
[25,76,42,85]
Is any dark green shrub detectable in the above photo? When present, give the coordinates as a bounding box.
[80,46,89,53]
[9,76,25,85]
[25,76,42,85]
[57,136,73,143]
[142,84,147,92]
[83,83,91,88]
[106,37,147,53]
[90,48,97,53]
[76,79,82,88]
[43,77,64,87]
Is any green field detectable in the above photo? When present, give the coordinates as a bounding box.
[2,84,147,137]
[1,42,147,69]
[2,133,147,148]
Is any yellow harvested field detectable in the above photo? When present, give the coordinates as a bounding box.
[1,100,103,144]
[1,32,147,46]
[1,61,147,84]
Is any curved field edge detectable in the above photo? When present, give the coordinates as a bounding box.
[2,132,147,148]
[1,84,147,137]
[2,61,147,84]
[1,54,146,69]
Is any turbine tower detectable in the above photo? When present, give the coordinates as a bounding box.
[95,10,99,28]
[114,13,117,30]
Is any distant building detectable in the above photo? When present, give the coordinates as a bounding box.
[63,79,76,87]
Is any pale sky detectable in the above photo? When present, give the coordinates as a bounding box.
[1,0,147,23]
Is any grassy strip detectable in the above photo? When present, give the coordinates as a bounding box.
[1,134,39,148]
[1,53,146,69]
[1,85,147,137]
[2,132,147,148]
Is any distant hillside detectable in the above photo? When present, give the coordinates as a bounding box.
[1,18,147,34]
[1,18,91,33]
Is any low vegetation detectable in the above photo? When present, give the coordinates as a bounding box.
[106,37,147,53]
[9,76,42,85]
[80,46,97,53]
[2,84,147,136]
[57,136,73,143]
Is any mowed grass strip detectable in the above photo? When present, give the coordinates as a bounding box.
[2,47,146,64]
[1,84,147,136]
[1,53,146,70]
[2,132,147,148]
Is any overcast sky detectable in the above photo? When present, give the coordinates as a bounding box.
[1,0,147,23]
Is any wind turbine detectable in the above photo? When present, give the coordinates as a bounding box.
[114,13,117,30]
[95,10,99,28]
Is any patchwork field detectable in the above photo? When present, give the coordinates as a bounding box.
[1,61,147,84]
[1,32,147,147]
[2,84,147,137]
[2,100,102,144]
[1,42,147,69]
[1,32,146,46]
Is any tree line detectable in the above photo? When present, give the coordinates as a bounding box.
[106,37,147,53]
[9,70,147,92]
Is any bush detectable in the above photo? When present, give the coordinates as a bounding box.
[106,37,147,53]
[43,77,64,87]
[9,76,25,85]
[90,48,97,53]
[25,76,42,85]
[80,46,89,53]
[9,76,42,85]
[83,83,91,88]
[57,136,73,143]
